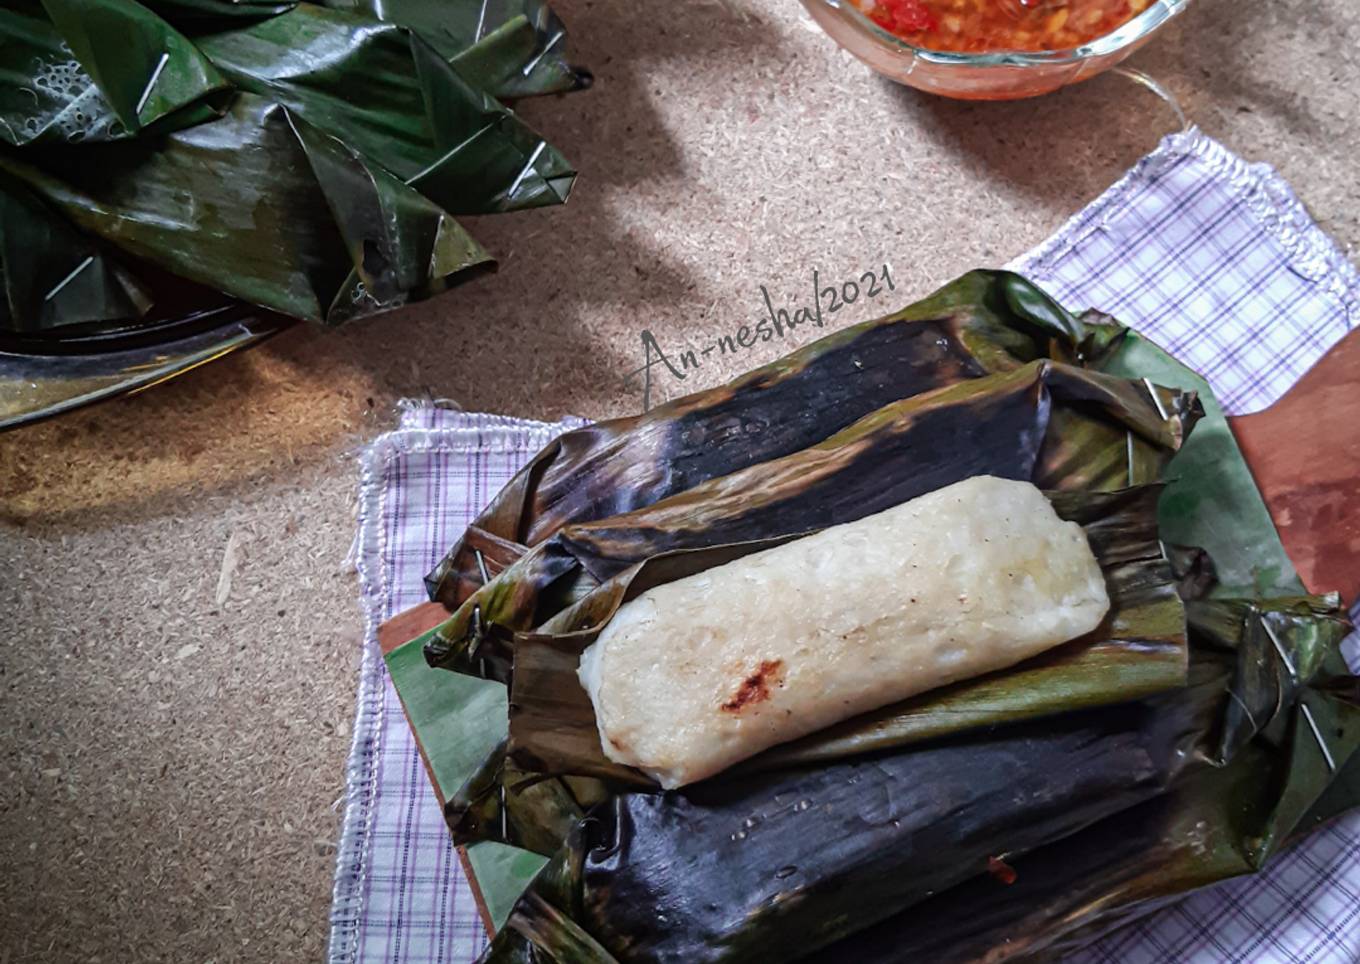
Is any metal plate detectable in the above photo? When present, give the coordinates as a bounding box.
[0,304,295,430]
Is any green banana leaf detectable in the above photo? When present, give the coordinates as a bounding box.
[325,0,589,98]
[287,111,496,321]
[196,4,573,215]
[0,174,152,331]
[465,842,550,932]
[40,0,229,134]
[142,0,297,23]
[480,594,1359,964]
[0,0,581,336]
[1105,329,1304,596]
[446,14,580,101]
[138,0,589,98]
[1,95,493,322]
[0,1,220,147]
[388,630,610,858]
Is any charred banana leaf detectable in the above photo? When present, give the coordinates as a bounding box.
[793,595,1360,964]
[424,270,1122,608]
[480,595,1360,964]
[392,272,1321,945]
[420,355,1197,851]
[425,360,1196,676]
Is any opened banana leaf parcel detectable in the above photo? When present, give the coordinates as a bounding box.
[383,271,1359,962]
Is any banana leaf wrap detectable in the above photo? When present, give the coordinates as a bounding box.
[479,594,1360,964]
[431,487,1193,856]
[425,359,1197,853]
[440,480,1191,849]
[507,484,1187,787]
[0,0,585,334]
[423,359,1196,676]
[423,270,1122,608]
[386,271,1326,942]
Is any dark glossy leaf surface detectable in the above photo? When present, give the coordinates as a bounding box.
[0,0,581,355]
[0,2,134,146]
[0,175,152,331]
[142,0,298,23]
[423,271,1097,608]
[326,0,589,97]
[801,597,1360,964]
[196,5,573,215]
[287,111,493,322]
[425,359,1196,675]
[2,94,497,322]
[482,596,1359,963]
[4,95,350,321]
[41,0,228,133]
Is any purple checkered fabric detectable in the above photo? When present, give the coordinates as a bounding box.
[1012,129,1358,415]
[330,411,588,964]
[330,129,1360,964]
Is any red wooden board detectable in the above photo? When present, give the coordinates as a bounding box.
[1229,327,1360,605]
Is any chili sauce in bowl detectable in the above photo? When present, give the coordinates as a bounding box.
[861,0,1154,53]
[801,0,1190,99]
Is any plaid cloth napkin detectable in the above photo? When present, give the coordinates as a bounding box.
[329,127,1360,964]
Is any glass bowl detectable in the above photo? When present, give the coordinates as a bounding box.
[801,0,1193,100]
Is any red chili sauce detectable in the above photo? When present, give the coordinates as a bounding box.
[860,0,1155,52]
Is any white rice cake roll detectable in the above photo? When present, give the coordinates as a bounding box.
[577,474,1111,789]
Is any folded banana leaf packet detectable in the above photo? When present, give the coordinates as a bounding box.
[390,270,1359,961]
[423,359,1199,850]
[0,0,587,336]
[432,486,1194,858]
